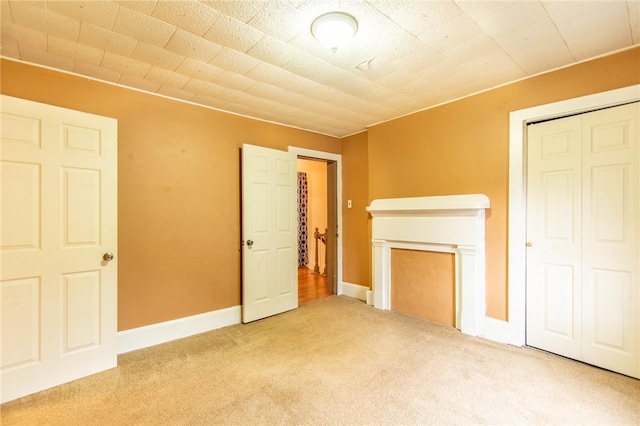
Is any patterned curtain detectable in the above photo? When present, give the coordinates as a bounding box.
[297,172,309,267]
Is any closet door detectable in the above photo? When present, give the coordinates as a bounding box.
[580,103,639,376]
[526,102,639,378]
[526,115,583,360]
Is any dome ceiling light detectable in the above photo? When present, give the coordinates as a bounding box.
[311,12,358,52]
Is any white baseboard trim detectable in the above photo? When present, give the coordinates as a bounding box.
[340,282,369,301]
[483,316,510,344]
[117,305,241,354]
[366,290,373,305]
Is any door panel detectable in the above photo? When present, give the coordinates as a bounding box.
[64,167,101,245]
[590,269,629,349]
[591,165,627,242]
[242,144,297,323]
[1,161,40,249]
[542,170,575,240]
[527,102,639,378]
[541,263,575,338]
[276,247,294,296]
[1,277,40,369]
[63,271,101,351]
[0,95,118,402]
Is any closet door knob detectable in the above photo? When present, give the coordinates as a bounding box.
[103,252,114,261]
[247,240,254,247]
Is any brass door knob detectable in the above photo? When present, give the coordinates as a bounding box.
[103,252,114,261]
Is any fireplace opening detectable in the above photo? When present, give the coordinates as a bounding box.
[391,249,455,327]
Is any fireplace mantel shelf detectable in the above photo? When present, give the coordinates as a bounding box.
[367,194,490,216]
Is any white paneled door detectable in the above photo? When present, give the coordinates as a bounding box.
[526,102,639,378]
[241,144,297,323]
[0,96,118,402]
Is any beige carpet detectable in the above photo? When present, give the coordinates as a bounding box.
[2,296,639,425]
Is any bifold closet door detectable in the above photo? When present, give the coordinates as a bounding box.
[526,102,639,378]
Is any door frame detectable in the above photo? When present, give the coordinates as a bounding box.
[507,84,640,346]
[288,146,343,295]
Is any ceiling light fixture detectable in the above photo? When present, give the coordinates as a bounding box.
[311,12,358,52]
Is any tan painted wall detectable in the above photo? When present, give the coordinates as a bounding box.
[297,159,327,270]
[0,59,340,331]
[340,131,370,287]
[3,47,638,330]
[367,47,640,321]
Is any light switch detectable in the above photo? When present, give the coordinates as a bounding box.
[347,200,352,208]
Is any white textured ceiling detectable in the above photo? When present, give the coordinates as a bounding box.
[1,1,638,137]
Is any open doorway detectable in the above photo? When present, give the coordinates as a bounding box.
[297,157,337,304]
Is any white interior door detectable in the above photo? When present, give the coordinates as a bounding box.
[1,95,118,403]
[241,144,297,323]
[526,102,639,378]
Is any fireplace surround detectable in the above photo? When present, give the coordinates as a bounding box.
[366,194,490,337]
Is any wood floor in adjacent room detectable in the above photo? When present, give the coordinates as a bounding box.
[298,267,331,305]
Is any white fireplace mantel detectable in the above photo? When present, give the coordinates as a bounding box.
[366,194,490,337]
